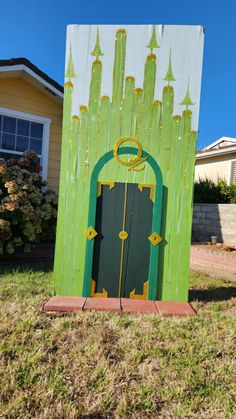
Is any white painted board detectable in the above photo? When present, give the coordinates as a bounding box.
[65,24,204,131]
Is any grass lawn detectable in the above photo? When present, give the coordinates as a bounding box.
[0,269,236,418]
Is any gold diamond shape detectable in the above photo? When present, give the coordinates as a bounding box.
[148,232,162,246]
[84,226,97,240]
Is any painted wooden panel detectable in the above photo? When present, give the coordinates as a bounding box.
[121,184,153,298]
[92,182,154,298]
[53,25,204,301]
[92,183,124,298]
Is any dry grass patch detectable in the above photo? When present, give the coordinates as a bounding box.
[0,269,236,418]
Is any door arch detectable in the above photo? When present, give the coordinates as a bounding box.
[82,146,163,300]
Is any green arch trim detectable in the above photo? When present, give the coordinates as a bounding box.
[82,147,163,300]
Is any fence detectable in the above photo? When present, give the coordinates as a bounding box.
[192,204,236,246]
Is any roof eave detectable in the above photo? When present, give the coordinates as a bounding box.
[204,137,236,151]
[0,63,63,103]
[196,146,236,159]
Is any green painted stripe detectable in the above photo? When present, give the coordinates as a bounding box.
[66,117,81,289]
[53,85,73,294]
[112,29,127,108]
[150,100,162,158]
[143,54,156,106]
[72,106,89,295]
[98,96,110,178]
[166,116,183,301]
[163,115,182,301]
[159,86,174,183]
[138,54,157,160]
[120,76,135,183]
[79,105,88,176]
[156,85,174,301]
[178,128,197,301]
[100,96,111,155]
[110,29,126,146]
[122,76,135,135]
[133,88,143,137]
[88,60,102,170]
[89,60,102,114]
[176,110,192,301]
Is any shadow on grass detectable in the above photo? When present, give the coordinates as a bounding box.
[0,261,53,275]
[80,415,111,419]
[189,287,236,302]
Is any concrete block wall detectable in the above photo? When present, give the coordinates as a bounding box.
[192,204,236,246]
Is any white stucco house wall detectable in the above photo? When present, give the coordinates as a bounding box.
[195,137,236,184]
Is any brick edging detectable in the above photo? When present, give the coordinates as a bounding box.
[190,245,236,272]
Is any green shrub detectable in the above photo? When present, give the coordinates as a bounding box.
[194,177,236,204]
[0,150,58,255]
[218,178,236,203]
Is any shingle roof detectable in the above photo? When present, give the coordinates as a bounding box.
[0,57,63,94]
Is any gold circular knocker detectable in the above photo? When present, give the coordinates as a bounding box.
[113,136,146,169]
[119,230,128,240]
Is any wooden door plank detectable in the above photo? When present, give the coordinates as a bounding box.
[91,182,124,297]
[121,183,153,298]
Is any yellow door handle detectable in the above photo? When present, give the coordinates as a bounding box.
[119,230,128,240]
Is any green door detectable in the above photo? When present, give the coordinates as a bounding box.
[91,181,155,299]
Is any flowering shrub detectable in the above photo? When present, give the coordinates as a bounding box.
[0,150,58,255]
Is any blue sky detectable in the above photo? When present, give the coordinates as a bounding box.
[0,0,235,148]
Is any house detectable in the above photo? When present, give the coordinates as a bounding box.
[0,58,63,192]
[195,137,236,184]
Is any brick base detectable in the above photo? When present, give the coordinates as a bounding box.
[43,296,196,316]
[43,296,86,312]
[155,301,196,316]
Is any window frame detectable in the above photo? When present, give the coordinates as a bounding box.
[0,107,51,180]
[229,159,236,184]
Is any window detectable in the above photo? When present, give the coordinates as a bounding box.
[230,160,236,183]
[0,108,51,179]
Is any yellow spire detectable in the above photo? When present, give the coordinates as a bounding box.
[180,79,195,110]
[65,45,77,79]
[146,25,160,53]
[163,49,176,84]
[91,27,104,60]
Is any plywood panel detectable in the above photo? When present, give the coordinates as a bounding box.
[54,24,204,300]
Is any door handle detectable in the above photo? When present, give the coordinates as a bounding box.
[119,230,128,240]
[148,232,162,246]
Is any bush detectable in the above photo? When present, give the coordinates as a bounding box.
[0,150,58,255]
[194,177,236,204]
